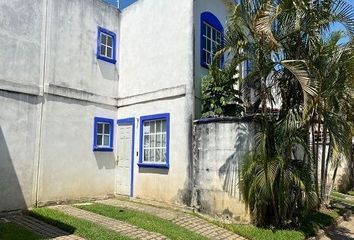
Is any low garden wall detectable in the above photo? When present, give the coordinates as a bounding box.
[191,117,254,222]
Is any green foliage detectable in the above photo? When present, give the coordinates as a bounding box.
[76,203,207,240]
[240,116,317,227]
[0,222,42,240]
[201,60,244,117]
[220,0,354,228]
[30,208,133,240]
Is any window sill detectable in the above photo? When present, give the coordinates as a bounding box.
[137,163,169,169]
[97,55,117,64]
[93,147,114,152]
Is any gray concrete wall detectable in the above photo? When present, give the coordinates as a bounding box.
[193,118,254,222]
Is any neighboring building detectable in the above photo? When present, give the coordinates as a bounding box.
[0,0,233,214]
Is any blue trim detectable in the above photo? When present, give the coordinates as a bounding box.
[139,113,170,169]
[117,118,135,197]
[97,26,117,64]
[93,117,114,152]
[200,12,224,68]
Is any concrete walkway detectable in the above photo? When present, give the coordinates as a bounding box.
[4,214,84,240]
[98,198,246,240]
[321,217,354,240]
[51,205,168,240]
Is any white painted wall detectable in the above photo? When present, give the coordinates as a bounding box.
[193,0,230,117]
[118,0,195,204]
[38,95,117,203]
[118,0,194,98]
[118,97,192,203]
[0,92,40,211]
[46,0,119,98]
[0,0,120,210]
[0,0,44,94]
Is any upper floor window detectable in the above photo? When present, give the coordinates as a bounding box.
[93,117,114,151]
[139,113,170,169]
[201,12,224,68]
[97,26,117,64]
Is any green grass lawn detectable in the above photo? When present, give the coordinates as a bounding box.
[76,203,208,240]
[0,222,42,240]
[212,222,305,240]
[347,191,354,196]
[30,208,133,240]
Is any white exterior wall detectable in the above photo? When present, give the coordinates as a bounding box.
[118,0,195,204]
[0,0,120,210]
[193,0,230,117]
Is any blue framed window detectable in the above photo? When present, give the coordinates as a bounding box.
[201,12,224,68]
[139,113,170,169]
[97,26,117,64]
[93,117,114,151]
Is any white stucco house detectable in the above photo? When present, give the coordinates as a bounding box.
[0,0,235,214]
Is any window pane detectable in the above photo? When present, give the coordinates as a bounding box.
[156,120,161,133]
[162,149,166,163]
[143,122,150,134]
[97,123,103,134]
[203,23,207,36]
[97,135,103,146]
[100,45,106,56]
[107,36,113,47]
[207,25,211,38]
[103,135,110,146]
[206,39,211,51]
[151,149,155,162]
[144,135,150,148]
[162,134,166,146]
[101,34,107,45]
[156,149,162,163]
[156,134,162,147]
[106,47,112,58]
[150,133,156,147]
[104,123,110,134]
[162,121,166,132]
[144,150,149,162]
[150,121,155,133]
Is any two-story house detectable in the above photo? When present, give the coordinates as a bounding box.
[0,0,234,214]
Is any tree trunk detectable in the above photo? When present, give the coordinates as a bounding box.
[320,126,327,201]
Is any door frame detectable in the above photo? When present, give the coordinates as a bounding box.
[117,117,135,197]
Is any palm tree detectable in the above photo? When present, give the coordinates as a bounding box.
[208,0,354,226]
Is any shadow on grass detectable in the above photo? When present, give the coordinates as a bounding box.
[29,211,76,234]
[300,211,338,237]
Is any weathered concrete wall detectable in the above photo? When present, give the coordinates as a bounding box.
[118,0,195,205]
[193,118,254,222]
[193,0,230,118]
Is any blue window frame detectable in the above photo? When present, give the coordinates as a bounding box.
[93,117,114,152]
[200,12,224,68]
[139,113,170,169]
[97,26,117,64]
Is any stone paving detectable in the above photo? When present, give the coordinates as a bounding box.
[4,214,84,240]
[320,217,354,240]
[98,198,246,240]
[51,205,168,240]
